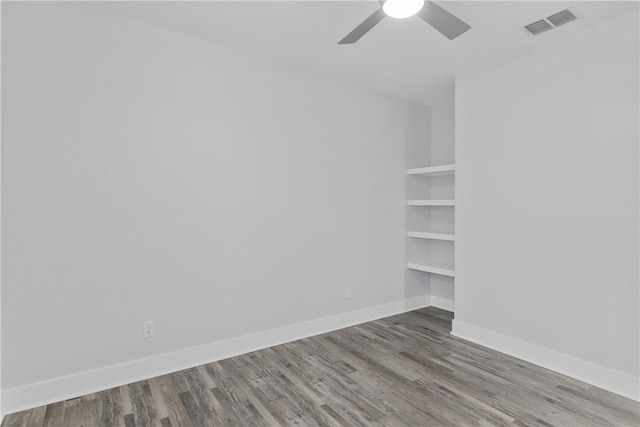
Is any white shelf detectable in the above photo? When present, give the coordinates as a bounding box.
[408,200,455,206]
[407,164,455,176]
[407,261,455,277]
[407,232,455,241]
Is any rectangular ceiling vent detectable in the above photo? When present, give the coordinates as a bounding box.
[547,10,577,27]
[524,9,577,35]
[524,19,553,35]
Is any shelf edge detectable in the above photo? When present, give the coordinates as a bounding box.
[407,262,455,277]
[407,232,455,241]
[407,200,455,206]
[407,164,455,176]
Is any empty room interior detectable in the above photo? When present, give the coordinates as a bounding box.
[0,0,639,425]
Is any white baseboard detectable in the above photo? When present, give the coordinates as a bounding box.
[452,319,640,402]
[429,295,454,312]
[2,295,431,415]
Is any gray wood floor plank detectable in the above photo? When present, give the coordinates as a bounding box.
[27,406,46,427]
[207,361,282,426]
[182,369,230,425]
[173,369,225,427]
[63,397,98,427]
[146,379,170,421]
[176,391,215,427]
[42,401,65,427]
[3,307,639,427]
[318,403,351,427]
[204,363,270,427]
[123,413,135,427]
[8,406,46,427]
[272,344,398,423]
[327,344,474,424]
[97,387,125,427]
[2,412,25,427]
[151,374,196,427]
[118,385,134,418]
[243,351,334,427]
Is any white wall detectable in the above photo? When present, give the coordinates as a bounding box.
[1,2,429,409]
[454,10,639,400]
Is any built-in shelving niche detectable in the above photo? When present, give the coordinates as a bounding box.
[406,164,455,278]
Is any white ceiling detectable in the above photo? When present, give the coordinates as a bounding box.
[100,1,639,103]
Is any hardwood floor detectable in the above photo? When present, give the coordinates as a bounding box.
[3,308,639,426]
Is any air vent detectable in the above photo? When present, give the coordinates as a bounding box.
[524,19,553,35]
[524,9,577,35]
[547,10,577,27]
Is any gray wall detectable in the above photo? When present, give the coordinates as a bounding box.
[1,2,428,391]
[454,10,639,399]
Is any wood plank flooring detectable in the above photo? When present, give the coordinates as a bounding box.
[3,308,639,426]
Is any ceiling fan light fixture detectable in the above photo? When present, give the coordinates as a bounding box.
[382,0,424,19]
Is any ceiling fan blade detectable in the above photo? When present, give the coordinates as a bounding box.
[417,1,471,40]
[338,8,386,44]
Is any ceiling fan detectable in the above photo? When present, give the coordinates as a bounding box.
[338,0,471,44]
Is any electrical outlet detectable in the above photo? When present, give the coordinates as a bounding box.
[143,320,155,338]
[345,287,353,299]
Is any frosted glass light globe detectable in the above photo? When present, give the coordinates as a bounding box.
[382,0,424,19]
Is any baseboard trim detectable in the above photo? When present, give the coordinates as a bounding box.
[3,295,431,415]
[452,319,640,402]
[429,295,454,312]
